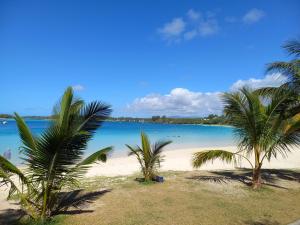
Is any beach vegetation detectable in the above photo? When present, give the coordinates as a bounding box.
[193,87,300,189]
[126,132,171,182]
[0,87,112,220]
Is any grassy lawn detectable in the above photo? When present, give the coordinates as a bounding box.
[4,169,300,225]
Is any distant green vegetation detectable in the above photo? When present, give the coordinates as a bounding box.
[0,114,227,125]
[0,114,52,120]
[0,114,13,118]
[108,114,227,125]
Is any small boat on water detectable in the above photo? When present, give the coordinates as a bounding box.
[2,121,7,125]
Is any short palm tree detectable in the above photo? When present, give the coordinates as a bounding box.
[126,132,171,182]
[0,87,112,219]
[193,88,300,189]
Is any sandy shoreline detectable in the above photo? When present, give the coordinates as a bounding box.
[1,146,300,211]
[86,146,300,177]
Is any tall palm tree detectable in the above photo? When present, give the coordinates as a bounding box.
[258,38,300,137]
[259,38,300,113]
[267,38,300,90]
[193,88,300,189]
[126,132,171,182]
[0,87,112,219]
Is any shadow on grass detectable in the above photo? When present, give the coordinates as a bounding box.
[0,209,26,225]
[53,189,111,215]
[0,189,111,225]
[187,169,300,189]
[244,219,280,225]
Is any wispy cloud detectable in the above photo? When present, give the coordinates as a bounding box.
[158,9,219,43]
[198,18,219,37]
[183,29,197,40]
[187,9,201,20]
[72,84,85,91]
[242,8,265,24]
[158,18,186,43]
[127,74,287,117]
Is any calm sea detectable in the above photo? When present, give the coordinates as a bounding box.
[0,119,236,164]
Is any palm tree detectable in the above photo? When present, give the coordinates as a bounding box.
[267,38,300,89]
[257,39,300,98]
[193,88,300,189]
[258,38,300,114]
[0,87,113,219]
[126,132,171,182]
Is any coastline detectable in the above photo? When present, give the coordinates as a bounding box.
[85,146,300,177]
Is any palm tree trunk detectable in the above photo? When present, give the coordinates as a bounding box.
[144,169,151,182]
[252,147,262,189]
[252,165,262,189]
[41,184,48,219]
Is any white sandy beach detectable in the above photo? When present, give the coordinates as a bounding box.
[1,146,300,211]
[86,146,300,177]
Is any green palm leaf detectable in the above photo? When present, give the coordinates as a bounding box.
[77,146,113,166]
[126,132,171,181]
[192,150,236,168]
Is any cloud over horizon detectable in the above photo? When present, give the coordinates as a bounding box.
[128,88,223,117]
[127,74,287,117]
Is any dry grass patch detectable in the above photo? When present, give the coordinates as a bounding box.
[2,169,300,225]
[62,169,300,225]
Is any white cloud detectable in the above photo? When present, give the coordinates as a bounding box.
[158,9,219,43]
[158,18,186,42]
[184,29,198,40]
[243,8,265,24]
[230,73,287,91]
[199,19,219,36]
[187,9,201,20]
[127,74,288,117]
[127,88,223,117]
[72,84,85,91]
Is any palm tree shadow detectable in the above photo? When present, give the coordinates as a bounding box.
[0,189,111,225]
[0,209,26,225]
[244,219,280,225]
[187,169,300,189]
[52,189,111,215]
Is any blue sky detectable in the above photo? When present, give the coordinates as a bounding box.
[1,0,299,117]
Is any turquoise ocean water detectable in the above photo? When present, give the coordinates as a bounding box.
[0,119,236,164]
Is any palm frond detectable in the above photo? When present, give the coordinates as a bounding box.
[0,155,26,182]
[79,101,112,134]
[14,113,37,151]
[283,38,300,57]
[193,150,236,168]
[77,146,113,167]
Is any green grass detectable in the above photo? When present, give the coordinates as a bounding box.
[4,169,300,225]
[17,216,65,225]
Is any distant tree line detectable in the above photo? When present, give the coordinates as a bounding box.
[0,113,227,125]
[107,114,227,125]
